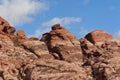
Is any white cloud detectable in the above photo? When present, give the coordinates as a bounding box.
[42,17,82,27]
[30,17,82,38]
[114,30,120,40]
[0,0,48,26]
[29,28,50,38]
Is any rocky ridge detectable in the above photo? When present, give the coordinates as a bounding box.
[0,17,120,80]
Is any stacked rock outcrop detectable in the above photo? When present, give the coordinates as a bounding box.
[0,16,119,80]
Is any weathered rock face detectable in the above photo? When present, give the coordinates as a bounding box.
[41,24,82,62]
[0,16,120,80]
[22,40,54,59]
[22,59,93,80]
[0,17,15,34]
[85,30,114,45]
[0,33,37,80]
[29,37,39,40]
[80,32,120,80]
[12,30,28,46]
[16,30,27,40]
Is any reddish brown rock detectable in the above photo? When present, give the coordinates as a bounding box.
[13,30,28,46]
[3,26,15,34]
[0,25,4,33]
[92,57,120,80]
[21,40,54,59]
[0,17,120,80]
[51,24,63,30]
[85,30,113,45]
[0,34,14,47]
[0,59,19,80]
[16,30,27,39]
[22,59,93,80]
[0,16,10,26]
[0,17,15,34]
[0,32,37,80]
[41,24,82,62]
[80,36,120,80]
[29,37,39,40]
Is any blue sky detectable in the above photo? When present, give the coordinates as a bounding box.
[0,0,120,39]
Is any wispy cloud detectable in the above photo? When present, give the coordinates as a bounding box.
[114,30,120,39]
[30,17,82,38]
[29,28,50,38]
[42,17,82,27]
[83,0,90,5]
[79,27,89,37]
[0,0,48,26]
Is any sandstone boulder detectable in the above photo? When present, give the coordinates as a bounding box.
[16,30,27,39]
[85,30,113,45]
[12,30,28,46]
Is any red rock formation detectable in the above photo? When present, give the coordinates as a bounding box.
[0,16,10,27]
[41,24,82,62]
[85,30,113,45]
[29,37,39,40]
[0,16,120,80]
[0,17,15,34]
[11,30,28,46]
[22,59,92,80]
[16,30,27,39]
[80,35,120,80]
[22,40,54,59]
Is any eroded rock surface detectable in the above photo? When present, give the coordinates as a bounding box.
[85,30,114,45]
[0,16,120,80]
[41,24,82,62]
[80,31,120,80]
[22,59,92,80]
[0,16,15,34]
